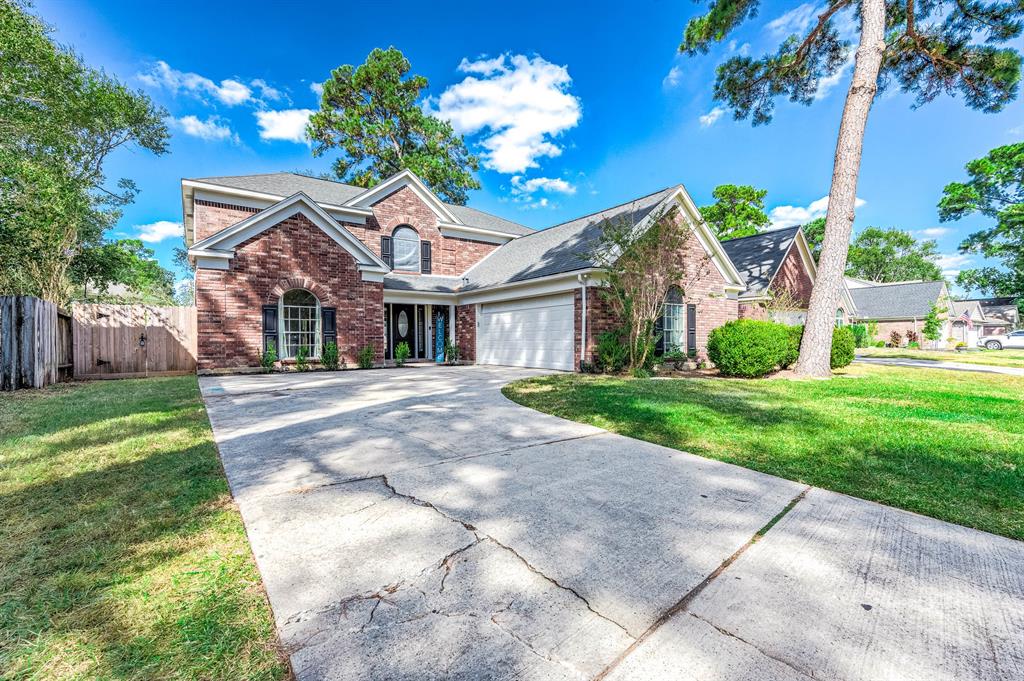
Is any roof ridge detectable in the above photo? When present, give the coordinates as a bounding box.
[721,225,800,243]
[852,279,943,288]
[510,185,679,242]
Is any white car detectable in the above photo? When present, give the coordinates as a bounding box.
[979,330,1024,350]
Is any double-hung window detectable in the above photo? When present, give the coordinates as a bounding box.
[662,302,685,353]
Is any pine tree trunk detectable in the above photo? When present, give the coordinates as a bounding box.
[794,0,886,377]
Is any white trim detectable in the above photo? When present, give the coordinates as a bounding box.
[438,223,517,244]
[384,290,457,304]
[188,193,389,278]
[459,270,598,305]
[343,169,461,224]
[195,257,229,270]
[183,179,373,219]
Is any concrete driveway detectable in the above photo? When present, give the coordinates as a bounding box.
[201,365,1024,681]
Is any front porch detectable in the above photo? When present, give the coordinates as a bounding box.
[383,300,457,362]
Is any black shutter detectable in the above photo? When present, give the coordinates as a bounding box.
[321,307,337,350]
[421,241,432,274]
[687,303,697,357]
[654,312,665,356]
[262,305,278,354]
[381,236,393,268]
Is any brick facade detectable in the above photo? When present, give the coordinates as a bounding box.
[194,199,259,242]
[770,244,814,306]
[196,212,384,370]
[455,304,476,362]
[738,302,768,320]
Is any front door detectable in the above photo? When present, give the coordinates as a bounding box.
[390,303,415,359]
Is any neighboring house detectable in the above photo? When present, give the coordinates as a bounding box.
[720,226,854,325]
[844,279,954,345]
[958,297,1020,337]
[184,170,820,372]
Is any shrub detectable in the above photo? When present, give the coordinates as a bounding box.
[295,346,310,372]
[321,342,340,370]
[866,320,879,340]
[357,345,375,369]
[444,339,460,364]
[908,341,920,349]
[707,319,790,378]
[831,327,856,369]
[780,324,803,369]
[595,330,629,373]
[889,330,902,347]
[394,341,411,367]
[260,341,278,373]
[849,323,868,348]
[905,329,919,344]
[874,340,886,347]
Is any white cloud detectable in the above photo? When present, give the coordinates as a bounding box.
[914,227,951,238]
[768,195,866,229]
[936,253,972,279]
[728,40,751,56]
[138,61,252,105]
[136,220,183,243]
[429,53,582,174]
[310,81,324,96]
[765,3,819,37]
[251,78,283,101]
[699,107,726,127]
[815,54,854,100]
[254,108,314,143]
[172,115,238,143]
[663,65,683,88]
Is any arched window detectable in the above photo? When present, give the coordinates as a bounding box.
[279,289,320,359]
[835,308,845,328]
[392,225,420,271]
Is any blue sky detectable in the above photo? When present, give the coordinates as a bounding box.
[35,0,1024,291]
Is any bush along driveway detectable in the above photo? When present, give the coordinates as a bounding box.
[0,377,287,680]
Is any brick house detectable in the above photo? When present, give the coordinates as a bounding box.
[184,170,822,372]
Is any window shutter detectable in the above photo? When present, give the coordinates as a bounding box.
[420,241,432,274]
[654,312,665,356]
[687,304,697,357]
[262,305,278,354]
[321,307,337,350]
[381,236,393,268]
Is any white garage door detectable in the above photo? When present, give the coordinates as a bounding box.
[476,293,575,371]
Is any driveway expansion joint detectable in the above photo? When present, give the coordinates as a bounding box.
[592,486,812,680]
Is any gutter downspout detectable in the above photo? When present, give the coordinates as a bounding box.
[578,273,588,368]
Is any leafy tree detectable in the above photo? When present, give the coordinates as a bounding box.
[922,301,945,343]
[679,0,1024,376]
[699,184,771,239]
[845,227,942,282]
[308,47,480,205]
[590,208,711,373]
[802,217,826,260]
[69,238,176,303]
[0,0,169,304]
[938,143,1024,309]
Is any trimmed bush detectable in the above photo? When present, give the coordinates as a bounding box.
[357,345,375,369]
[394,341,411,367]
[831,327,856,369]
[780,324,803,369]
[707,319,790,378]
[260,341,278,373]
[321,342,340,370]
[595,330,628,374]
[849,323,868,348]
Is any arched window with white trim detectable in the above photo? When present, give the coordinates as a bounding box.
[279,289,320,359]
[392,225,420,272]
[835,308,845,327]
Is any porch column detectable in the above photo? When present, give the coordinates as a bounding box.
[426,304,433,360]
[449,303,456,346]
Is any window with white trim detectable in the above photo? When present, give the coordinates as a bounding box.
[835,308,845,327]
[663,303,685,352]
[279,289,320,359]
[392,226,420,271]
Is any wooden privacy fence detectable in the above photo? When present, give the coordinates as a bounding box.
[0,295,64,390]
[72,304,197,379]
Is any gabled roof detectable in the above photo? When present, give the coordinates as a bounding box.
[188,192,388,275]
[188,172,533,237]
[720,226,802,297]
[848,280,947,319]
[960,297,1020,326]
[950,299,985,321]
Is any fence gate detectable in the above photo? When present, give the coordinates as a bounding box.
[72,304,197,379]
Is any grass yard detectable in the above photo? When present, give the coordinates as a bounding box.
[0,377,287,680]
[858,346,1024,368]
[504,364,1024,540]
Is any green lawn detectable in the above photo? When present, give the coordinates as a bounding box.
[858,346,1024,368]
[503,365,1024,540]
[0,377,287,680]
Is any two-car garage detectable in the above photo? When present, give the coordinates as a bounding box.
[475,293,575,371]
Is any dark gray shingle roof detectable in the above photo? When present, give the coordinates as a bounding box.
[383,274,462,293]
[849,280,946,319]
[463,187,679,290]
[719,226,800,296]
[192,172,533,236]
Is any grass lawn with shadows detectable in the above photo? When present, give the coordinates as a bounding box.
[503,364,1024,540]
[0,376,287,680]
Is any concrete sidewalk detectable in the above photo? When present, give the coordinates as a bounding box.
[201,365,1024,680]
[855,355,1024,376]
